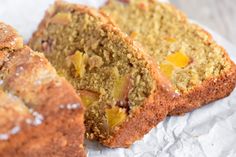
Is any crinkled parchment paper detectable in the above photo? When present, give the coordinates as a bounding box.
[0,0,235,156]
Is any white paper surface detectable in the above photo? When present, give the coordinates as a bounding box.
[0,0,235,157]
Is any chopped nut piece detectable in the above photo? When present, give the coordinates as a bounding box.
[166,51,190,68]
[70,51,88,77]
[105,106,127,129]
[50,12,72,25]
[88,55,104,70]
[79,90,99,107]
[160,63,174,79]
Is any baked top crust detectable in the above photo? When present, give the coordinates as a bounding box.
[0,22,86,157]
[0,22,23,50]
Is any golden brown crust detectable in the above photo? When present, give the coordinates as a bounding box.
[0,22,23,50]
[101,24,174,147]
[168,15,236,115]
[101,0,236,116]
[0,79,86,157]
[103,80,170,147]
[169,66,236,115]
[98,24,175,147]
[99,25,176,147]
[29,1,176,147]
[0,22,86,156]
[0,91,30,134]
[169,40,236,115]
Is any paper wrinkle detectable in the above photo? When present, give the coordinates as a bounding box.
[0,0,235,156]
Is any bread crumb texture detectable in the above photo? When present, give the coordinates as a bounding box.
[28,1,172,146]
[102,0,232,93]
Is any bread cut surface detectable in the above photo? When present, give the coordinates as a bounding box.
[101,0,236,115]
[0,22,86,157]
[29,1,176,147]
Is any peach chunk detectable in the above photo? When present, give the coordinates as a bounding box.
[166,51,190,68]
[70,51,88,78]
[159,63,174,79]
[112,75,132,102]
[105,106,127,129]
[79,90,99,108]
[130,31,138,39]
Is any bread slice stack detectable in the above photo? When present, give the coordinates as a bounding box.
[29,1,176,148]
[0,22,85,157]
[2,0,235,153]
[101,0,236,115]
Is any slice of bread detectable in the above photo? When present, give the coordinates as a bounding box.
[29,1,176,147]
[101,0,236,115]
[0,22,86,157]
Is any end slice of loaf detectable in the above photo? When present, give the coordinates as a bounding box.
[0,22,86,157]
[101,0,236,115]
[29,1,176,147]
